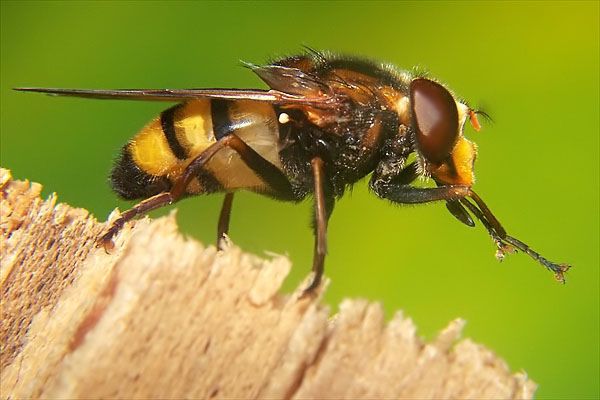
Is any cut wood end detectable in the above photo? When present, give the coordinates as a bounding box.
[0,167,536,399]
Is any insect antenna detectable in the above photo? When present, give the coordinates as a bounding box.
[474,109,493,124]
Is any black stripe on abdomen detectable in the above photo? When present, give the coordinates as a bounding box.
[160,104,187,160]
[211,99,233,140]
[110,146,172,200]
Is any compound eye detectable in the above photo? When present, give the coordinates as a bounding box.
[410,78,459,164]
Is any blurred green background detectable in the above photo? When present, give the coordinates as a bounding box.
[1,1,598,398]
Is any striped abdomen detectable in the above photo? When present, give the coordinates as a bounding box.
[111,99,283,199]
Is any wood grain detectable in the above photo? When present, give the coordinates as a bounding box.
[0,168,536,399]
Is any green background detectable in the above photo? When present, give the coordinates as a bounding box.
[1,1,598,398]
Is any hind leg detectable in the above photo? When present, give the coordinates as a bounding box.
[100,133,295,250]
[100,192,175,250]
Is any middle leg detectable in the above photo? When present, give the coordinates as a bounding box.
[217,193,234,250]
[303,156,335,295]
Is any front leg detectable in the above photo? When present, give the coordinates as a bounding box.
[460,194,570,282]
[370,174,471,205]
[370,160,470,204]
[370,163,570,282]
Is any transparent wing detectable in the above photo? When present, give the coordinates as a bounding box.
[14,87,334,106]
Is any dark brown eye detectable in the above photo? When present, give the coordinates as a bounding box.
[410,78,459,164]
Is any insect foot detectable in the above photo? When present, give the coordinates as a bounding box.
[551,263,572,284]
[98,227,119,253]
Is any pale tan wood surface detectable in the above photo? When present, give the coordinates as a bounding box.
[0,168,536,399]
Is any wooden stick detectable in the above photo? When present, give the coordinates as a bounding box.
[0,168,536,399]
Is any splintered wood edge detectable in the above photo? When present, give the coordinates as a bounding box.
[0,167,536,400]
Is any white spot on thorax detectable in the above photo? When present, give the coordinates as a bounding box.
[278,113,290,124]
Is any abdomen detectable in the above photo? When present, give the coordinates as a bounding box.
[111,99,283,199]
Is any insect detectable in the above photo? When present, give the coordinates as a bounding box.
[16,49,570,294]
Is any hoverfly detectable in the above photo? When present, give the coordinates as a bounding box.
[16,49,570,294]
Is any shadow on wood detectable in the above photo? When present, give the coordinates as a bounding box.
[0,168,535,399]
